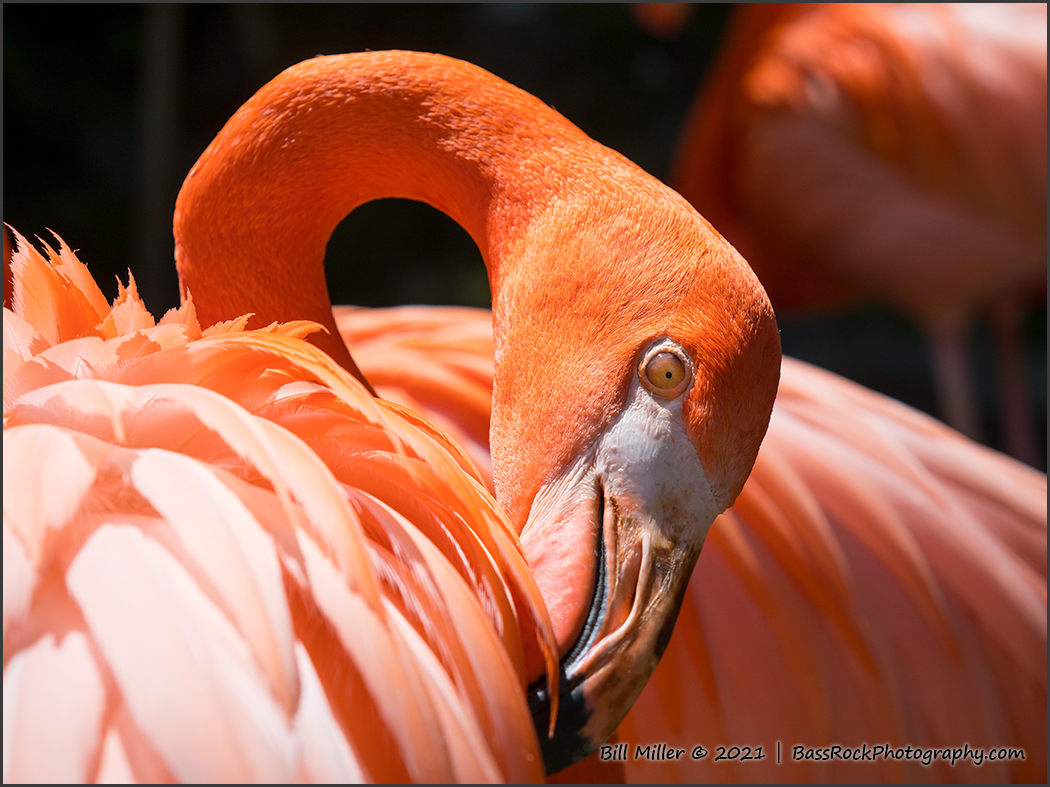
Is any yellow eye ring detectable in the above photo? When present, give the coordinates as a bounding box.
[639,343,692,398]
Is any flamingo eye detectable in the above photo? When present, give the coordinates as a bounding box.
[640,349,690,397]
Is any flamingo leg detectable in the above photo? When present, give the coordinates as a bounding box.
[926,315,982,442]
[990,297,1042,468]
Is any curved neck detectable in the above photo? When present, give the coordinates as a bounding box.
[174,51,779,530]
[175,51,596,371]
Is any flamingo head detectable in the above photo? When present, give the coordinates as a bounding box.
[491,176,781,772]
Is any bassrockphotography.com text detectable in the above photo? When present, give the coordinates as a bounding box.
[599,741,1026,768]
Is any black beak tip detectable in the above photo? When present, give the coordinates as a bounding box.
[528,675,599,776]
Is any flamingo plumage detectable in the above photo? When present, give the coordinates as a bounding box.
[334,305,498,493]
[4,50,782,778]
[672,2,1047,465]
[3,233,552,782]
[337,304,1047,783]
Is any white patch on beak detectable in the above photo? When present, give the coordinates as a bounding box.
[595,372,721,555]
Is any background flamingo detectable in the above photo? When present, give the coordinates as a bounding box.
[670,3,1047,465]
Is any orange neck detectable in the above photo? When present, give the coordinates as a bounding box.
[176,52,596,375]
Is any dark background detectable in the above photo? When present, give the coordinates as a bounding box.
[4,3,1046,467]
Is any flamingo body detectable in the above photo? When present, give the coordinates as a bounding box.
[3,235,549,782]
[334,305,497,492]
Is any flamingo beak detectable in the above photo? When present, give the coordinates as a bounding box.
[526,487,707,773]
[519,363,722,774]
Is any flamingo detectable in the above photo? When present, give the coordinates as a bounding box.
[671,3,1048,465]
[3,50,782,778]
